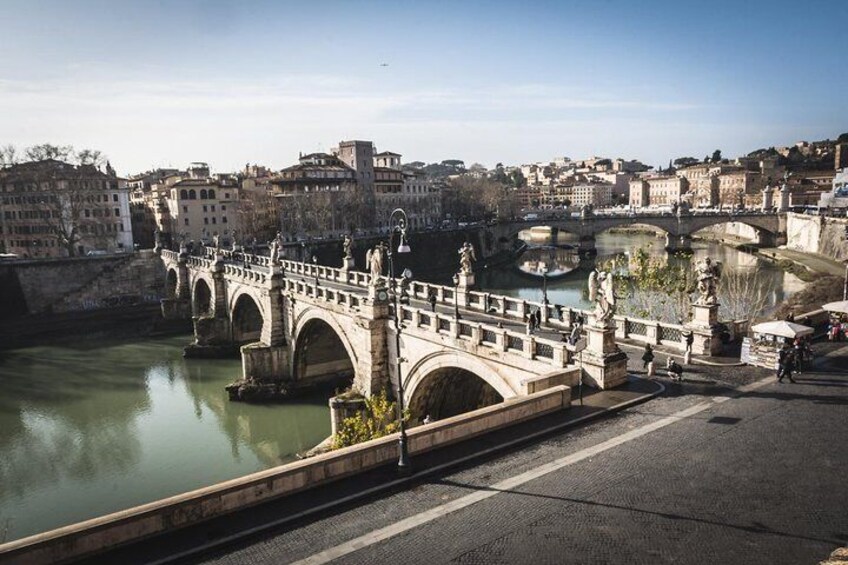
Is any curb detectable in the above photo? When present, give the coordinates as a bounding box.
[149,378,666,565]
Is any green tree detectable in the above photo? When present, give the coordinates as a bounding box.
[332,390,408,449]
[601,247,695,323]
[711,149,722,163]
[673,157,699,168]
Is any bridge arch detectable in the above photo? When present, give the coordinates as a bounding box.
[192,277,213,316]
[292,308,358,383]
[230,292,264,344]
[165,268,178,299]
[404,352,516,422]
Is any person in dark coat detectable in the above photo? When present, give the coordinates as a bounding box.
[427,289,437,312]
[642,343,654,369]
[777,343,796,383]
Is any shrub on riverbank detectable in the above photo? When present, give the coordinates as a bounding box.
[773,275,842,319]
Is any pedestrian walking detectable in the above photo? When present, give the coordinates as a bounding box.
[534,309,542,330]
[427,289,437,312]
[777,342,796,383]
[684,331,694,354]
[642,343,654,369]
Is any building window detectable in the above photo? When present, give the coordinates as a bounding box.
[202,205,208,212]
[189,189,197,200]
[222,216,228,223]
[212,217,216,224]
[114,208,120,217]
[211,205,215,212]
[183,205,188,213]
[204,217,209,224]
[208,189,216,199]
[184,218,189,226]
[180,189,188,200]
[113,193,118,202]
[200,189,208,199]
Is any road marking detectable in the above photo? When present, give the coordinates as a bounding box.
[292,375,776,565]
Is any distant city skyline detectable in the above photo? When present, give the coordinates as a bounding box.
[1,0,846,174]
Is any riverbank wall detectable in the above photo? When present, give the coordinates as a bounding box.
[0,250,165,318]
[0,385,570,565]
[784,212,848,261]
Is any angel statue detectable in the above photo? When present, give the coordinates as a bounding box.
[458,242,476,274]
[269,231,283,265]
[343,234,353,260]
[694,256,722,306]
[366,242,385,282]
[588,269,616,326]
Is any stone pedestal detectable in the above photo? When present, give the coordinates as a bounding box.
[329,394,367,435]
[241,343,291,381]
[691,302,718,327]
[456,271,475,289]
[761,188,774,212]
[340,256,355,271]
[687,303,722,356]
[579,323,628,389]
[778,185,790,212]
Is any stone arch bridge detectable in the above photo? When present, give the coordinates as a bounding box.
[161,245,692,418]
[485,210,786,255]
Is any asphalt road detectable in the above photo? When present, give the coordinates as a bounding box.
[185,343,848,565]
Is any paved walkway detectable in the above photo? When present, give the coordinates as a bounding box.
[80,379,663,565]
[165,344,845,565]
[759,247,846,276]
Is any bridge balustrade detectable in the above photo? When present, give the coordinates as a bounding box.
[160,249,179,262]
[395,303,570,369]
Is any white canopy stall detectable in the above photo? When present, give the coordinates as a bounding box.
[741,321,813,369]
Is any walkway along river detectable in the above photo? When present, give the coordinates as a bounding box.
[0,231,805,543]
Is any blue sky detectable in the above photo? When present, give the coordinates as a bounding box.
[1,0,846,174]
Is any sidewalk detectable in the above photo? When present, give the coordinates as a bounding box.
[77,378,663,565]
[759,247,846,277]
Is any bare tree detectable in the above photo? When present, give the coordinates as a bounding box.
[238,189,280,243]
[718,266,776,323]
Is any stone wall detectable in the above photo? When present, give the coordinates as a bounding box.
[0,251,165,318]
[785,213,823,254]
[785,213,848,261]
[0,386,570,565]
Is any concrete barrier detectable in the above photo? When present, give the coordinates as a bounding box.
[0,386,570,565]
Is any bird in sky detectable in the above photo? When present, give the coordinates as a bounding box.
[380,63,389,67]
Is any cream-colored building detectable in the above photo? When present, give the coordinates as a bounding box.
[629,175,689,207]
[132,163,240,247]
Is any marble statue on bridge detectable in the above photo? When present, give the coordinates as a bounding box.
[588,269,616,326]
[269,231,283,265]
[458,242,476,274]
[694,256,721,305]
[366,242,386,282]
[343,234,353,260]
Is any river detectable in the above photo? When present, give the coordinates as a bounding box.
[0,336,330,543]
[477,230,807,316]
[0,230,806,543]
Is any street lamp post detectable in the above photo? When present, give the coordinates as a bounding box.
[387,208,412,472]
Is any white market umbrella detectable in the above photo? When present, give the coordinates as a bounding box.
[751,320,814,339]
[822,300,848,314]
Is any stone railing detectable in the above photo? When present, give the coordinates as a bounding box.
[160,249,179,263]
[204,247,272,269]
[395,303,571,369]
[615,316,688,350]
[283,278,363,310]
[222,264,268,285]
[281,260,372,288]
